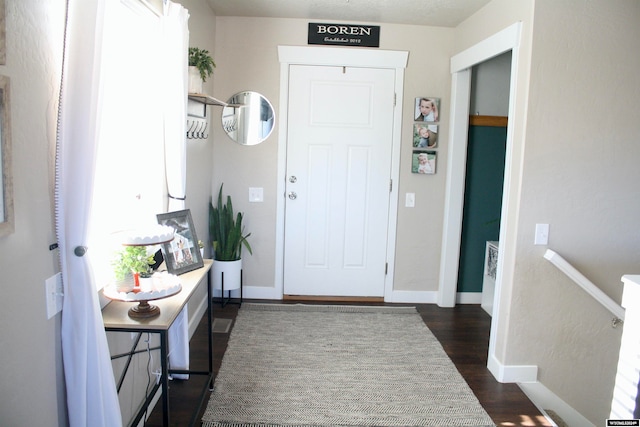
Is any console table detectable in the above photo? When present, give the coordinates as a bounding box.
[102,259,213,427]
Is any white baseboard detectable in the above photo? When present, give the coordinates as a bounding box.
[456,292,482,304]
[219,286,445,304]
[518,381,595,427]
[487,353,538,383]
[385,290,439,303]
[386,290,482,304]
[209,287,485,305]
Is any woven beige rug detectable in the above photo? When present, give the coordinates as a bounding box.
[203,303,495,427]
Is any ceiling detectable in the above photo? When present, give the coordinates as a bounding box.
[205,0,492,28]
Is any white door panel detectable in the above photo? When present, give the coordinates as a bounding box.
[284,65,395,297]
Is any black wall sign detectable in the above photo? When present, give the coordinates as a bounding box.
[308,23,380,48]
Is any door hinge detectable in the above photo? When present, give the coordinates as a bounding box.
[385,262,388,275]
[389,179,392,192]
[393,93,397,107]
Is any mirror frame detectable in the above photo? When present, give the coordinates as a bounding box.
[221,91,275,146]
[0,75,13,237]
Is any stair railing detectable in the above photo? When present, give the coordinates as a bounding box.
[544,249,624,327]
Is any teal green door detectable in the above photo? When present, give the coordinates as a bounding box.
[457,124,507,293]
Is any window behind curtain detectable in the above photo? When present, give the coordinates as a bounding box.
[89,0,166,288]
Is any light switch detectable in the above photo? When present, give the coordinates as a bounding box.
[405,193,415,208]
[534,223,549,245]
[249,187,264,202]
[45,272,63,319]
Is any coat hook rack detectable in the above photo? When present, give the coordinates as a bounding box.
[186,117,209,140]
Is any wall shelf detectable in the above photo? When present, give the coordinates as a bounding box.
[188,93,228,107]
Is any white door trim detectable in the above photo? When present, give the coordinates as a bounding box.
[275,46,408,300]
[438,22,523,380]
[439,22,521,304]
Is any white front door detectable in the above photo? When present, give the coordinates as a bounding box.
[283,65,395,297]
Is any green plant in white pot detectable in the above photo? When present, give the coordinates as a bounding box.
[111,246,155,292]
[209,184,252,294]
[188,47,216,94]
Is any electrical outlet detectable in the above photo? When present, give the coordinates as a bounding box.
[249,187,264,202]
[45,273,63,319]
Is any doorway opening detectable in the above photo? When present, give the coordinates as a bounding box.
[456,51,511,309]
[438,22,523,381]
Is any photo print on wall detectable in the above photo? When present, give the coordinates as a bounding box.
[413,123,438,148]
[414,97,440,123]
[412,150,437,175]
[412,97,440,174]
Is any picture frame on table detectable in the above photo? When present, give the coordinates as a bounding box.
[156,209,204,275]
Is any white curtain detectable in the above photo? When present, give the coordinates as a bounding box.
[162,1,191,380]
[164,1,189,213]
[55,0,122,426]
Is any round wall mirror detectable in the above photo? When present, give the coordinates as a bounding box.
[221,91,275,145]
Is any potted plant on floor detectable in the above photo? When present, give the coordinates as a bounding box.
[209,184,252,293]
[188,47,216,94]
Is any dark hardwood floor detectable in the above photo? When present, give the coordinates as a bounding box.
[143,301,552,427]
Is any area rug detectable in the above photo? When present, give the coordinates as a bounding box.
[202,304,495,427]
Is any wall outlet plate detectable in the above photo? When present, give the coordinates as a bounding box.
[249,187,264,202]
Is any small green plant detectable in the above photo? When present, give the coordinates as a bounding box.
[188,47,216,82]
[112,246,155,281]
[209,184,252,261]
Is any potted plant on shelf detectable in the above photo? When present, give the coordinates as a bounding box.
[112,246,156,292]
[188,47,216,94]
[209,184,252,293]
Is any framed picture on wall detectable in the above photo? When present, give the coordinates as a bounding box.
[412,150,437,175]
[413,123,439,148]
[156,209,204,275]
[414,97,440,122]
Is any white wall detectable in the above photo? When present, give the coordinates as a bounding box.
[178,0,216,327]
[0,1,67,425]
[211,17,455,295]
[458,0,640,423]
[181,0,216,259]
[508,0,639,422]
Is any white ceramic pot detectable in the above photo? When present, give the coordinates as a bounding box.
[139,276,153,292]
[188,66,203,94]
[114,273,135,293]
[212,259,242,291]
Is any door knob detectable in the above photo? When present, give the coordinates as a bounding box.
[289,176,297,183]
[288,191,297,200]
